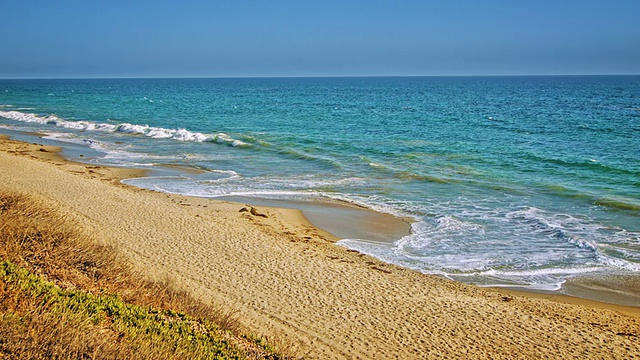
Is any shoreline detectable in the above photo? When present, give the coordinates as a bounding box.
[2,134,640,358]
[2,131,639,308]
[1,128,413,244]
[497,286,640,317]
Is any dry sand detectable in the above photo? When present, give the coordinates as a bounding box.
[1,135,639,359]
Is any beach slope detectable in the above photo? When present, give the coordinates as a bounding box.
[1,137,638,359]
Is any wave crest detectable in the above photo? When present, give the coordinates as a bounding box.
[0,110,247,147]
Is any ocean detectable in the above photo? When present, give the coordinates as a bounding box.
[1,76,639,291]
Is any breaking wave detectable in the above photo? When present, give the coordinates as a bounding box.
[0,110,247,147]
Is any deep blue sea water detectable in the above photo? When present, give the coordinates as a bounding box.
[1,76,639,290]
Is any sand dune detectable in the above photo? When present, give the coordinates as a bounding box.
[1,136,638,359]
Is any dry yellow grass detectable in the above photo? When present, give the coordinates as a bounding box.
[0,192,285,359]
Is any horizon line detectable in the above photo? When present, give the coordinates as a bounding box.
[1,73,639,81]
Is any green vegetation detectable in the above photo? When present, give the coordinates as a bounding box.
[1,260,245,359]
[0,193,285,359]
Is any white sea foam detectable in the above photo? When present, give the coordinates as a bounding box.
[336,197,640,290]
[339,234,614,290]
[597,254,640,272]
[0,110,247,147]
[473,266,604,277]
[125,176,316,199]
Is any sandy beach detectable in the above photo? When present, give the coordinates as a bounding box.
[1,135,639,359]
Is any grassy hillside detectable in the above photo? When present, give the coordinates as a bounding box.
[0,192,286,359]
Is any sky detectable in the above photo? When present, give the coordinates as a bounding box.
[1,0,639,78]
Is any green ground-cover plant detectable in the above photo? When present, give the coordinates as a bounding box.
[1,260,243,359]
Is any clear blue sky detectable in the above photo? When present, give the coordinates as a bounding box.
[1,0,638,78]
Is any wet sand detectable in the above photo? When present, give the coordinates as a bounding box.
[1,134,639,359]
[561,274,640,307]
[218,195,412,243]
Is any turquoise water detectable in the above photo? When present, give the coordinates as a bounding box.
[1,76,639,290]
